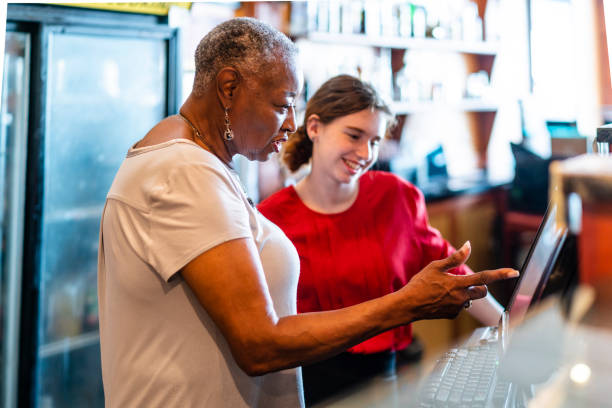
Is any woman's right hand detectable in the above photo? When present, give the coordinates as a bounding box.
[181,238,518,376]
[397,241,519,320]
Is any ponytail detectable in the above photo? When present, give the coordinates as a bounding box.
[282,125,313,172]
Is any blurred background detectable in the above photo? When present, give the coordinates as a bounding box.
[0,1,610,407]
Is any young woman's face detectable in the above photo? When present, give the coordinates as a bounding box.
[310,109,387,185]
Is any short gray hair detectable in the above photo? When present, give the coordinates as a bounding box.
[193,17,298,96]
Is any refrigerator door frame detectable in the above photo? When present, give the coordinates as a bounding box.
[1,24,31,408]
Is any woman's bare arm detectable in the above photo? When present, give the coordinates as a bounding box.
[181,239,518,376]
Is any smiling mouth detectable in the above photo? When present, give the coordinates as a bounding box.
[342,158,365,172]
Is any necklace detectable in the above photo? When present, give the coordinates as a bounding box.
[229,168,256,208]
[177,112,255,208]
[177,112,217,153]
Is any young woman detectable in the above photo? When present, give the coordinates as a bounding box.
[258,74,504,405]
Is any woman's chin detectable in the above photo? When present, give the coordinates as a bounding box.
[254,149,277,162]
[335,171,361,185]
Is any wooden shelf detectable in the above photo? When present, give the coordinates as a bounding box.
[305,32,499,55]
[39,331,100,358]
[391,99,498,114]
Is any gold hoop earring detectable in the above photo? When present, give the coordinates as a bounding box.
[224,107,234,141]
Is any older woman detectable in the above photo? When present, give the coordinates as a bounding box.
[98,18,517,407]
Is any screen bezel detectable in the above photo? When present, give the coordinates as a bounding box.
[505,203,568,323]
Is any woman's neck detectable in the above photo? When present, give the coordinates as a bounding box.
[295,166,360,214]
[180,95,235,167]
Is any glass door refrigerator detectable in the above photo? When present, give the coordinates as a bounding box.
[4,5,179,407]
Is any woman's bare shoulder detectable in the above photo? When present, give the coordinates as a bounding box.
[134,115,191,148]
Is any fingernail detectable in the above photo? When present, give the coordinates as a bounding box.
[506,269,519,278]
[460,241,471,253]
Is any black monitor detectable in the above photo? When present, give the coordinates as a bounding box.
[506,203,568,327]
[537,232,579,318]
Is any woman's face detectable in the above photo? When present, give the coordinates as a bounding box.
[232,61,303,162]
[310,109,387,185]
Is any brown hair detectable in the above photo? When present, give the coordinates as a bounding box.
[283,74,393,172]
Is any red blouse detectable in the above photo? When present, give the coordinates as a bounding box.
[258,171,470,354]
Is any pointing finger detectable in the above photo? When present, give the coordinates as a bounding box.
[461,268,519,287]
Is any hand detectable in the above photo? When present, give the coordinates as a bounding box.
[400,241,519,320]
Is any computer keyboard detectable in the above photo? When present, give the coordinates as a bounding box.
[416,341,512,408]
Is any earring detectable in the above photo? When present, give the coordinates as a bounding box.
[224,107,234,141]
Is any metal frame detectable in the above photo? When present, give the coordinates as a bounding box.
[18,20,46,408]
[1,26,30,408]
[7,4,166,28]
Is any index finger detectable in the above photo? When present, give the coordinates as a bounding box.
[460,268,519,286]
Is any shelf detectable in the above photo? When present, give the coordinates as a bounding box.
[45,204,105,222]
[305,32,499,55]
[391,99,498,114]
[39,330,100,358]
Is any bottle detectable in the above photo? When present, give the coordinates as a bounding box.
[307,1,318,32]
[329,0,341,33]
[399,3,412,38]
[484,0,501,42]
[83,271,99,331]
[412,4,427,38]
[596,124,612,155]
[462,2,482,42]
[318,1,330,33]
[381,0,397,37]
[343,0,365,34]
[47,276,85,339]
[364,1,381,36]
